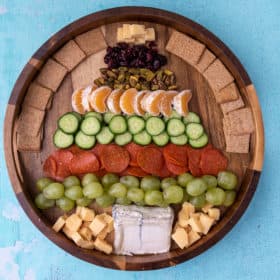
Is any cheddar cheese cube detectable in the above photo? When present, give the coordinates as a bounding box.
[145,28,155,41]
[52,216,66,232]
[65,214,82,232]
[181,202,195,218]
[188,230,201,246]
[130,24,145,37]
[208,208,220,221]
[177,211,189,227]
[172,227,189,249]
[79,226,93,241]
[188,214,203,233]
[94,238,113,254]
[117,27,124,42]
[62,225,76,240]
[202,203,213,214]
[89,216,107,236]
[80,207,95,222]
[97,227,108,240]
[200,213,215,235]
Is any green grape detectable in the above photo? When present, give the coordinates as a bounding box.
[96,193,115,208]
[177,173,193,187]
[158,201,170,208]
[182,189,190,202]
[56,197,75,211]
[144,190,163,206]
[140,176,161,191]
[76,197,93,207]
[161,178,177,190]
[120,176,140,188]
[35,193,55,209]
[163,185,184,204]
[206,188,226,206]
[101,173,119,188]
[108,183,127,198]
[217,171,238,190]
[202,175,217,189]
[36,178,53,192]
[82,173,99,187]
[127,188,145,203]
[186,179,207,196]
[135,200,145,206]
[83,182,104,199]
[189,194,206,208]
[223,190,236,207]
[116,197,132,205]
[43,183,64,199]
[65,186,83,200]
[63,176,80,188]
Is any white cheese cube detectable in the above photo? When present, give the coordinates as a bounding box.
[208,208,221,221]
[200,213,215,234]
[172,227,189,249]
[145,28,155,41]
[52,216,66,232]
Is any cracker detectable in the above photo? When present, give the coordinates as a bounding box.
[166,30,205,65]
[36,59,67,92]
[195,49,216,73]
[17,132,42,151]
[22,83,53,111]
[75,28,107,56]
[214,82,239,104]
[53,40,86,71]
[224,133,250,153]
[203,59,234,92]
[220,94,244,115]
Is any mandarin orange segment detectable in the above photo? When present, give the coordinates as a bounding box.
[173,90,192,116]
[119,88,137,115]
[81,85,95,112]
[106,89,123,114]
[145,90,165,116]
[72,89,85,114]
[133,90,148,116]
[89,86,112,113]
[140,91,151,112]
[160,90,178,117]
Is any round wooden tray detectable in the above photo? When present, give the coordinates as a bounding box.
[4,7,264,270]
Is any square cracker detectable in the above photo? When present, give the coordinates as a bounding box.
[75,28,107,56]
[220,93,244,115]
[203,59,234,92]
[214,82,239,104]
[53,40,86,71]
[17,126,43,152]
[166,30,205,65]
[224,133,250,153]
[22,83,53,111]
[195,49,216,73]
[17,106,45,137]
[36,59,67,92]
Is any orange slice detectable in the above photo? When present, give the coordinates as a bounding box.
[173,90,192,116]
[133,90,148,116]
[119,88,137,115]
[81,85,95,112]
[140,91,151,113]
[89,86,112,113]
[144,90,165,116]
[106,89,123,114]
[160,90,178,117]
[72,88,85,114]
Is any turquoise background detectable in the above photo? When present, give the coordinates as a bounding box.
[0,0,279,279]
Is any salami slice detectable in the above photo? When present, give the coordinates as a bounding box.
[166,161,189,175]
[123,166,149,177]
[53,149,74,164]
[43,155,57,179]
[94,169,107,178]
[163,143,188,167]
[125,142,143,167]
[156,163,173,177]
[56,162,71,181]
[70,151,100,174]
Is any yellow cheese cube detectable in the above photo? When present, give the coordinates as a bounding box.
[200,213,215,235]
[122,24,131,39]
[208,208,220,221]
[83,221,91,228]
[130,24,145,37]
[65,214,82,232]
[89,216,107,236]
[145,28,155,41]
[78,240,95,249]
[75,206,83,216]
[99,213,114,233]
[117,27,124,42]
[94,238,113,254]
[71,231,83,244]
[135,36,146,45]
[177,211,189,227]
[202,203,213,214]
[97,227,108,240]
[52,216,66,232]
[79,226,93,241]
[187,215,203,233]
[172,227,189,249]
[188,230,201,246]
[80,207,95,222]
[181,202,195,218]
[62,225,75,239]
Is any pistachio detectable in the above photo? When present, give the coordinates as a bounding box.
[168,85,177,90]
[129,76,138,87]
[99,68,108,75]
[107,70,117,79]
[125,84,130,90]
[151,84,159,90]
[164,69,174,76]
[118,66,128,72]
[156,70,163,81]
[135,83,141,90]
[118,73,125,82]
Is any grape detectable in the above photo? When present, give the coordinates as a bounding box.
[135,200,145,206]
[56,197,75,211]
[101,173,119,188]
[186,179,207,196]
[82,173,99,187]
[189,194,206,208]
[43,183,64,199]
[163,185,184,204]
[35,193,55,209]
[83,182,104,199]
[182,189,190,202]
[206,188,226,205]
[127,188,145,203]
[63,176,80,188]
[108,183,127,198]
[177,173,193,187]
[65,186,83,200]
[36,178,53,192]
[144,190,163,206]
[96,193,115,207]
[140,176,161,191]
[217,171,238,190]
[76,197,92,207]
[161,178,177,190]
[223,190,236,207]
[120,176,140,188]
[202,175,217,189]
[116,197,132,205]
[158,201,170,208]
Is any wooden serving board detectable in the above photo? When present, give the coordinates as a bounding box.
[4,7,264,270]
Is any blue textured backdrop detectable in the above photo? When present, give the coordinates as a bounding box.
[0,1,279,279]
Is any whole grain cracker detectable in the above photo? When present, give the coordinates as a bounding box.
[195,49,216,73]
[16,132,42,151]
[36,59,67,92]
[220,94,244,115]
[53,40,86,71]
[166,30,205,65]
[214,82,239,104]
[224,133,250,153]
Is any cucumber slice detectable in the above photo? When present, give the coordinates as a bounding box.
[183,112,201,124]
[128,116,145,134]
[152,132,169,146]
[58,113,79,134]
[104,112,116,124]
[133,130,152,145]
[186,123,204,140]
[164,110,182,121]
[96,127,114,144]
[109,115,127,134]
[143,113,152,120]
[85,112,103,122]
[167,119,185,136]
[170,134,188,145]
[115,132,133,146]
[53,129,74,148]
[75,131,96,149]
[71,112,83,122]
[189,133,208,148]
[80,117,101,136]
[146,117,165,136]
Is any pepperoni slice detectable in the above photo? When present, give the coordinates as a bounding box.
[156,163,173,177]
[91,143,105,158]
[200,148,228,176]
[53,149,74,164]
[56,162,71,181]
[43,156,57,179]
[69,151,100,174]
[137,147,164,175]
[163,143,188,167]
[123,166,149,177]
[166,161,189,175]
[100,145,130,173]
[94,169,107,178]
[125,142,143,167]
[68,145,83,155]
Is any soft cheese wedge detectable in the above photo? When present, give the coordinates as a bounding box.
[89,86,112,113]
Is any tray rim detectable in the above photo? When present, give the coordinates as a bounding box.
[4,6,264,270]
